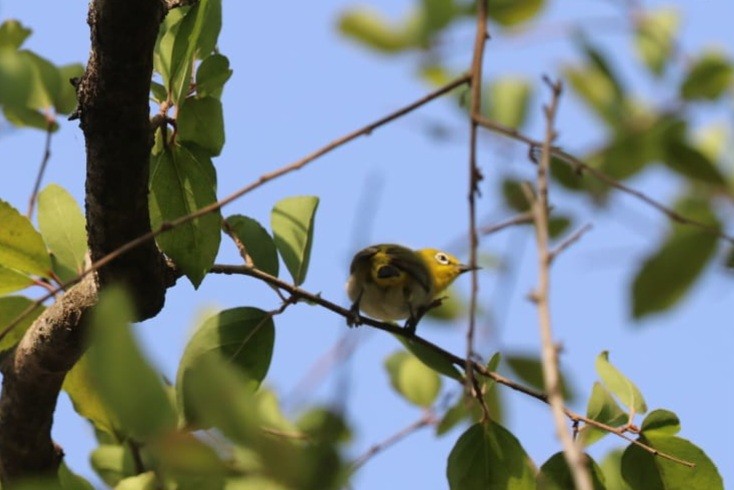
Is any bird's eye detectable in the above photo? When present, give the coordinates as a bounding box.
[435,252,450,265]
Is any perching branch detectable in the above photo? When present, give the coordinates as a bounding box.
[209,263,695,468]
[26,122,54,218]
[530,78,593,490]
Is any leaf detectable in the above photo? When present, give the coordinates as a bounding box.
[622,435,723,490]
[169,0,215,104]
[599,449,632,490]
[54,63,84,115]
[153,432,228,479]
[487,0,545,27]
[58,462,96,490]
[21,50,61,110]
[116,472,158,490]
[595,351,647,414]
[0,199,52,277]
[90,444,136,487]
[631,197,719,318]
[486,77,532,129]
[0,265,34,295]
[87,287,177,441]
[150,81,167,104]
[149,144,221,288]
[153,7,185,87]
[297,407,352,444]
[0,48,34,107]
[224,215,279,276]
[2,105,56,131]
[0,20,32,49]
[680,51,733,101]
[420,0,456,38]
[501,178,532,212]
[337,7,418,54]
[537,452,606,489]
[579,382,627,446]
[384,350,441,407]
[634,8,679,76]
[640,409,680,437]
[447,422,536,490]
[505,353,575,401]
[270,196,319,286]
[37,184,87,281]
[63,353,120,438]
[196,53,232,99]
[396,335,463,381]
[0,296,43,352]
[177,96,225,156]
[662,137,725,185]
[176,307,275,425]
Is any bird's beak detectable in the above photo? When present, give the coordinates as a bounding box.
[459,264,480,274]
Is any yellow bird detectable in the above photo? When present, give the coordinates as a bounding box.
[346,244,475,333]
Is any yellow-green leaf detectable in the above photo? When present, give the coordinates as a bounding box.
[0,199,52,278]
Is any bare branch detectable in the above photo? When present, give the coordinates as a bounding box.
[26,122,54,218]
[479,211,534,236]
[550,223,593,263]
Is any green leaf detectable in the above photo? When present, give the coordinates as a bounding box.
[54,63,84,115]
[153,7,185,87]
[196,54,232,99]
[196,0,222,58]
[90,444,136,487]
[154,432,228,481]
[176,307,275,425]
[37,184,87,281]
[579,382,627,446]
[2,105,57,131]
[0,296,44,352]
[0,20,32,49]
[58,462,96,490]
[634,8,679,76]
[87,287,176,441]
[169,0,214,104]
[395,335,463,381]
[149,144,221,288]
[21,50,61,110]
[595,351,647,414]
[425,287,464,321]
[116,472,158,490]
[505,353,575,401]
[0,48,34,107]
[548,216,572,240]
[622,435,723,490]
[662,138,726,185]
[501,178,532,212]
[447,422,536,489]
[631,197,719,318]
[0,265,34,295]
[151,81,167,104]
[177,96,225,156]
[420,0,456,38]
[270,196,319,286]
[537,452,606,489]
[225,215,279,277]
[0,199,52,277]
[487,0,545,27]
[599,449,632,490]
[297,407,352,444]
[486,77,532,129]
[338,7,418,54]
[384,350,441,407]
[680,51,733,101]
[640,409,680,437]
[63,353,120,438]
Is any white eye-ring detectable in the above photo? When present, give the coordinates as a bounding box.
[435,252,450,265]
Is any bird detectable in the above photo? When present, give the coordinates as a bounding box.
[346,243,476,333]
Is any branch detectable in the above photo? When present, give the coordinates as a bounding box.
[530,78,593,490]
[473,115,734,245]
[26,122,54,218]
[0,0,168,482]
[465,0,488,417]
[209,264,695,468]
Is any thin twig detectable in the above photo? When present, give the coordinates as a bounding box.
[473,115,734,245]
[531,77,593,490]
[465,0,488,417]
[479,211,533,236]
[549,223,593,263]
[209,263,695,468]
[0,76,471,343]
[26,122,54,218]
[350,411,437,471]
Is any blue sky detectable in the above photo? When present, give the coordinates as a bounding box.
[1,1,732,488]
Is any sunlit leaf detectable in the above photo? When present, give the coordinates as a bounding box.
[87,287,177,441]
[177,96,225,156]
[385,350,442,407]
[680,51,733,101]
[447,422,536,489]
[225,215,279,277]
[63,353,120,438]
[579,382,627,446]
[0,20,32,49]
[487,0,545,27]
[90,444,136,487]
[486,77,532,129]
[640,409,680,437]
[169,0,213,104]
[116,472,158,490]
[338,7,419,53]
[599,449,632,490]
[0,296,43,352]
[54,63,84,115]
[634,8,679,76]
[0,199,52,278]
[595,351,647,414]
[0,265,34,296]
[37,184,87,281]
[505,353,575,401]
[271,196,319,286]
[2,105,56,131]
[196,53,232,99]
[396,335,463,381]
